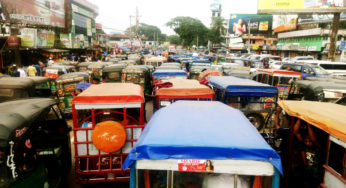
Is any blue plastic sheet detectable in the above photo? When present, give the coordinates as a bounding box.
[75,82,92,90]
[153,70,188,77]
[208,76,278,96]
[123,101,282,174]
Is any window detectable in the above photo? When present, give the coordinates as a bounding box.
[268,75,273,86]
[273,76,279,86]
[303,66,313,75]
[320,64,346,70]
[262,74,268,84]
[327,140,346,178]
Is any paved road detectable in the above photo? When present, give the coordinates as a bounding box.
[62,100,154,187]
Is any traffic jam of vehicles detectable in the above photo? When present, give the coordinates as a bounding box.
[1,51,345,188]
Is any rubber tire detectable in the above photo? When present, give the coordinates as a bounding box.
[245,112,265,131]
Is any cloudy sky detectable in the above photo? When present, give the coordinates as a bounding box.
[94,0,258,35]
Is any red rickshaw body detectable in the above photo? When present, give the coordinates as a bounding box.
[72,83,145,184]
[154,79,214,110]
[254,69,302,99]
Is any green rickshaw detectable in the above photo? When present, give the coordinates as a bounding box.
[0,77,35,102]
[102,64,127,83]
[119,60,136,66]
[28,76,57,97]
[122,65,152,94]
[76,62,92,72]
[0,98,71,188]
[56,72,90,113]
[87,63,105,81]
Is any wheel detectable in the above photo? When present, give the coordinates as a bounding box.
[245,112,264,131]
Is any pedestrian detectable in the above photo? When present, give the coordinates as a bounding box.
[11,65,20,77]
[27,64,37,77]
[293,119,322,188]
[34,61,43,76]
[48,57,54,66]
[17,65,27,77]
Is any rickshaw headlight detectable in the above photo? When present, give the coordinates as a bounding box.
[160,101,171,107]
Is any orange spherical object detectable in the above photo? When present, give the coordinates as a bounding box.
[92,121,126,153]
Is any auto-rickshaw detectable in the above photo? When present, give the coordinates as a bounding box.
[87,63,105,81]
[72,83,145,184]
[0,77,35,102]
[155,65,181,70]
[277,100,346,188]
[208,76,278,130]
[153,78,214,110]
[76,62,92,72]
[119,60,136,66]
[144,56,166,67]
[152,69,188,81]
[123,101,282,188]
[121,65,152,94]
[189,65,211,80]
[188,60,212,70]
[223,66,251,79]
[102,64,127,83]
[251,69,302,99]
[288,77,346,102]
[161,62,181,68]
[28,76,57,97]
[44,65,75,79]
[198,69,224,82]
[0,98,71,188]
[56,72,90,113]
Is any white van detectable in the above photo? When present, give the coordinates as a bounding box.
[300,60,346,77]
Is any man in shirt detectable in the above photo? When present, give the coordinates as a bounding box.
[17,65,27,77]
[27,65,37,77]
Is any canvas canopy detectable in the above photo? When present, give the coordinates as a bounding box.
[156,79,214,96]
[0,98,56,140]
[123,101,282,174]
[278,100,346,142]
[208,76,278,97]
[72,83,144,104]
[153,70,187,77]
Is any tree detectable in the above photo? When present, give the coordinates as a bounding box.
[125,23,165,42]
[166,35,181,45]
[166,16,209,47]
[209,17,226,46]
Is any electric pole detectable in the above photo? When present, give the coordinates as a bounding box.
[328,13,340,62]
[135,7,139,39]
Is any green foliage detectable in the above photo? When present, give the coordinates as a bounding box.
[166,16,209,47]
[166,35,181,45]
[125,23,165,42]
[209,17,226,45]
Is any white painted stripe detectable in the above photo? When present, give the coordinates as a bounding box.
[137,159,274,176]
[75,103,141,110]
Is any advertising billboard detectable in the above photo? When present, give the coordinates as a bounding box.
[298,12,346,24]
[274,18,297,33]
[37,30,55,47]
[0,0,65,28]
[21,28,37,48]
[229,14,273,36]
[258,0,346,13]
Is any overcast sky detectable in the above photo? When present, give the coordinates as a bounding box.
[94,0,258,35]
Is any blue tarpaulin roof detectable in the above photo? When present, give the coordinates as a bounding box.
[122,101,282,174]
[153,70,188,77]
[208,76,278,96]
